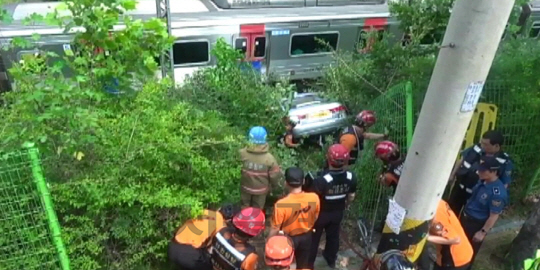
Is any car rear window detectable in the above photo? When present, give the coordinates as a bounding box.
[290,95,325,108]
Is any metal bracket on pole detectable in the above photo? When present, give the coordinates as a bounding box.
[156,0,175,85]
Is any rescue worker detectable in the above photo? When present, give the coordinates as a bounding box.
[459,156,508,270]
[374,140,405,193]
[265,235,311,270]
[207,207,266,270]
[375,249,417,270]
[240,126,284,209]
[373,141,436,269]
[336,110,388,166]
[447,130,513,216]
[428,199,473,270]
[269,167,320,269]
[308,144,358,269]
[168,203,241,270]
[280,117,301,148]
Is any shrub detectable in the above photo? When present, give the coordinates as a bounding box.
[178,38,294,135]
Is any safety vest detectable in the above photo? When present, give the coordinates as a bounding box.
[320,171,354,211]
[457,144,510,189]
[337,125,363,164]
[210,227,256,270]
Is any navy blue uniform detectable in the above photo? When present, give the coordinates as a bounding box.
[308,169,358,269]
[449,144,513,215]
[460,179,508,270]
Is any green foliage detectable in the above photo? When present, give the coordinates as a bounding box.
[178,38,294,134]
[321,32,435,113]
[47,82,244,269]
[1,1,301,269]
[321,0,540,205]
[0,1,248,269]
[390,0,453,45]
[2,0,540,268]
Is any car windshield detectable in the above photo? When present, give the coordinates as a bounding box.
[289,94,325,109]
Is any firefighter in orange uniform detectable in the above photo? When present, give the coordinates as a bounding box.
[207,207,266,270]
[168,203,241,270]
[428,200,473,270]
[265,235,312,270]
[336,110,388,166]
[268,167,320,269]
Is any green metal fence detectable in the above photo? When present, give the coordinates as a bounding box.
[354,81,414,231]
[0,143,70,270]
[355,79,540,229]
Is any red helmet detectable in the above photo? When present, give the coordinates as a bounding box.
[232,207,266,237]
[375,141,399,161]
[265,235,295,267]
[327,144,350,167]
[356,110,377,127]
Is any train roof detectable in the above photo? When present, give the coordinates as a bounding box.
[0,0,391,37]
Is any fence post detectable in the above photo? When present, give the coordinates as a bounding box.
[23,142,71,270]
[405,81,414,149]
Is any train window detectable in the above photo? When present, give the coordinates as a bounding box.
[254,37,266,58]
[172,41,210,66]
[530,22,540,39]
[235,38,248,55]
[290,32,339,56]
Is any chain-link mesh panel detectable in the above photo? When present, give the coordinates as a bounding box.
[353,82,410,233]
[0,147,68,270]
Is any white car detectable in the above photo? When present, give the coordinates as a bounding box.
[281,92,349,138]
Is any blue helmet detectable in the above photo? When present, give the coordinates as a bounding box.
[248,126,268,144]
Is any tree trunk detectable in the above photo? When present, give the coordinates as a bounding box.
[507,202,540,270]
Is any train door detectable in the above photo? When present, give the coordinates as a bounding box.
[357,17,387,53]
[233,24,268,74]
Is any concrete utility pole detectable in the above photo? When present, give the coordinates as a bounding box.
[375,0,515,263]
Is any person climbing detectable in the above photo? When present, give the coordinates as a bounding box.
[207,207,266,270]
[375,250,417,270]
[269,167,320,269]
[374,140,405,193]
[168,203,241,270]
[428,199,473,270]
[308,144,358,269]
[336,110,388,166]
[280,117,302,148]
[265,235,312,270]
[447,130,513,216]
[240,126,284,209]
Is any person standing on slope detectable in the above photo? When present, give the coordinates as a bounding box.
[240,126,284,209]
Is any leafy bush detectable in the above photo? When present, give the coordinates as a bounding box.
[178,38,294,135]
[0,1,250,269]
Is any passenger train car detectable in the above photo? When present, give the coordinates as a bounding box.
[1,0,539,92]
